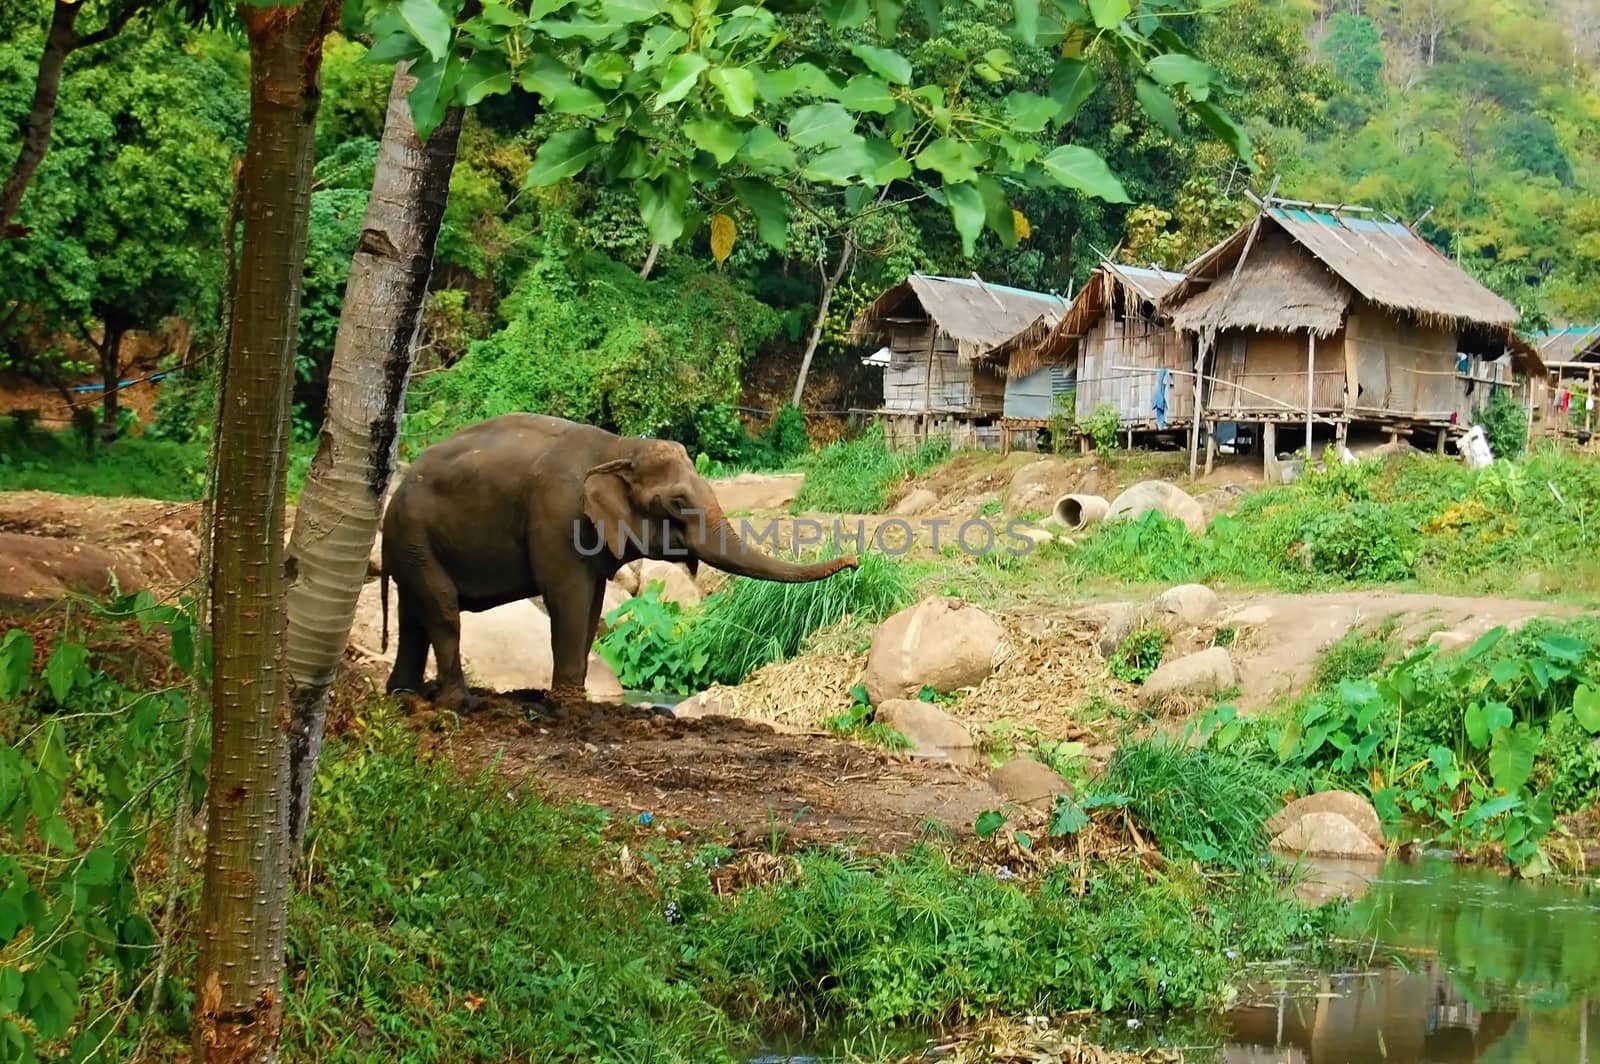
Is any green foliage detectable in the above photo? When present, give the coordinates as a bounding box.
[405,249,780,450]
[1321,13,1384,95]
[1083,403,1120,455]
[0,594,206,1059]
[793,423,948,514]
[1312,619,1399,691]
[824,684,911,751]
[1093,736,1284,869]
[1474,387,1529,460]
[597,551,911,693]
[1108,623,1165,684]
[1275,621,1600,873]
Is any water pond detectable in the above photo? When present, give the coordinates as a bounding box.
[752,857,1600,1062]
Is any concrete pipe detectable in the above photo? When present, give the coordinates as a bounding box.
[1052,493,1109,532]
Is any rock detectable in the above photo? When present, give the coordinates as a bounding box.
[348,586,620,701]
[711,472,805,513]
[613,564,640,595]
[630,559,701,608]
[672,690,729,719]
[1428,630,1473,654]
[875,699,976,764]
[1269,812,1385,860]
[990,759,1072,811]
[1222,604,1274,628]
[864,597,1004,705]
[1105,481,1206,535]
[1194,484,1245,522]
[1137,647,1237,708]
[892,488,939,517]
[1152,584,1220,631]
[1266,791,1384,850]
[0,532,145,602]
[1012,526,1053,551]
[1006,459,1078,514]
[1091,602,1147,658]
[596,582,633,635]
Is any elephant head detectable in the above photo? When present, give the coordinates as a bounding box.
[581,439,858,582]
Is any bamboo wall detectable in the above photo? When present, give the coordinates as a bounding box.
[1074,314,1192,426]
[1207,328,1346,418]
[1345,313,1460,419]
[880,321,1002,416]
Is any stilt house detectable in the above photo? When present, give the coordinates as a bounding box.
[1160,197,1544,472]
[1536,327,1600,443]
[986,261,1188,451]
[850,273,1068,450]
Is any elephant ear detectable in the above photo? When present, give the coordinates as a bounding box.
[582,457,638,560]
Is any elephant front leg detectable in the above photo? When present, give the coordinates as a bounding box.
[544,573,599,711]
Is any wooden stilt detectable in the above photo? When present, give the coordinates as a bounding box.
[1262,421,1277,482]
[1204,421,1217,477]
[1436,428,1447,454]
[1335,419,1348,456]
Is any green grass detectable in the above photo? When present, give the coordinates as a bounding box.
[0,420,315,502]
[689,550,912,686]
[1093,736,1286,869]
[793,423,949,514]
[1311,617,1401,690]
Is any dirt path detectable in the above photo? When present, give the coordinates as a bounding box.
[1223,590,1578,709]
[402,692,1005,849]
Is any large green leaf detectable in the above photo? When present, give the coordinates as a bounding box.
[406,53,457,142]
[1086,0,1129,29]
[683,116,743,164]
[397,0,453,61]
[1048,58,1097,122]
[547,82,608,118]
[1147,53,1214,88]
[43,643,87,705]
[861,137,912,183]
[1575,684,1600,734]
[823,0,871,30]
[1489,723,1537,794]
[874,0,905,35]
[1134,78,1181,137]
[0,630,31,701]
[1039,144,1129,202]
[839,76,897,115]
[1190,99,1254,165]
[457,53,513,106]
[849,43,913,85]
[654,53,709,106]
[709,67,757,117]
[523,128,601,187]
[914,137,985,184]
[518,53,573,97]
[599,0,660,23]
[1004,92,1059,133]
[786,102,855,148]
[741,124,798,172]
[731,177,789,250]
[1012,0,1039,45]
[757,63,841,102]
[945,181,986,255]
[801,139,875,185]
[639,170,690,245]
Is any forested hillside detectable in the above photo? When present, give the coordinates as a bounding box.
[1,0,1595,459]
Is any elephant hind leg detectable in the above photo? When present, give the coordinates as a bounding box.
[386,589,429,696]
[393,537,469,711]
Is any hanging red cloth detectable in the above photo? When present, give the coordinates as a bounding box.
[1559,390,1573,412]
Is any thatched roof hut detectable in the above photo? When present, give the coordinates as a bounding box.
[988,262,1186,379]
[849,274,1070,362]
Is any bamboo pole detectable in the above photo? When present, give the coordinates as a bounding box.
[1306,331,1316,456]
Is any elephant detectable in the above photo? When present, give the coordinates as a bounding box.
[379,412,858,709]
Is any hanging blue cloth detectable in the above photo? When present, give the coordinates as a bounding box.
[1153,367,1170,430]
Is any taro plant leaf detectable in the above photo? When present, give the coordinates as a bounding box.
[1574,684,1600,734]
[1465,702,1489,749]
[1039,145,1129,203]
[1460,625,1507,664]
[975,809,1007,838]
[1538,634,1586,663]
[1489,723,1538,794]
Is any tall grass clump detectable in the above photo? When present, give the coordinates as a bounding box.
[1094,736,1284,869]
[689,550,911,685]
[794,422,949,514]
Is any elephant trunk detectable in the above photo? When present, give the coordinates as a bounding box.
[690,510,858,583]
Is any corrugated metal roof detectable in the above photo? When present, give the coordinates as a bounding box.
[849,273,1070,361]
[1537,326,1600,362]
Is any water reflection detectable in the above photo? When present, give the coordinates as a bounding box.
[1218,858,1600,1063]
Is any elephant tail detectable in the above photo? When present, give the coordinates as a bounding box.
[380,570,390,653]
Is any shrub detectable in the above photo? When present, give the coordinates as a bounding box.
[1474,387,1528,460]
[1108,623,1166,684]
[1297,501,1415,582]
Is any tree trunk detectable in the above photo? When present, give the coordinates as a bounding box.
[0,1,77,235]
[790,240,855,409]
[638,241,660,279]
[283,67,464,849]
[99,322,123,443]
[193,2,332,1060]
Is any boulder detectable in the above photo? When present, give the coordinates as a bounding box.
[864,597,1004,704]
[0,532,144,602]
[613,564,640,595]
[1266,791,1384,850]
[712,472,805,513]
[875,699,976,764]
[1269,812,1385,860]
[1006,459,1077,515]
[1012,526,1054,552]
[629,559,701,608]
[596,582,633,634]
[1194,484,1245,523]
[1137,647,1237,708]
[1427,630,1473,654]
[1222,603,1274,628]
[1105,481,1206,535]
[892,488,939,517]
[1090,602,1147,659]
[348,586,620,701]
[1152,584,1220,631]
[990,759,1072,811]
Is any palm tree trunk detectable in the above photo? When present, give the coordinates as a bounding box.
[98,321,123,443]
[283,66,464,848]
[193,2,332,1059]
